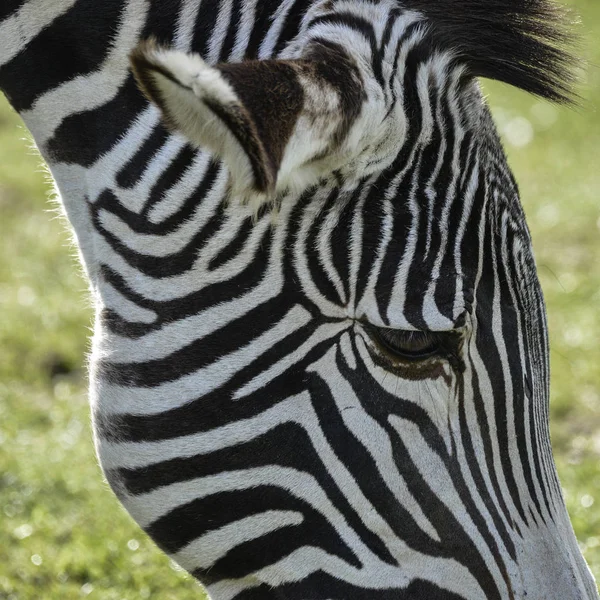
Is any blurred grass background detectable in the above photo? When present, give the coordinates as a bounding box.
[0,1,599,598]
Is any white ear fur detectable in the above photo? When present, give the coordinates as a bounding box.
[131,39,399,208]
[130,41,267,201]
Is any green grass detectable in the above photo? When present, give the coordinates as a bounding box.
[0,2,599,597]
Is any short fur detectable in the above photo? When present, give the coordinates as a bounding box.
[2,1,595,598]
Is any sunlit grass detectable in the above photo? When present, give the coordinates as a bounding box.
[0,1,599,597]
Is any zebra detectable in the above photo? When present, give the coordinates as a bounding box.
[0,0,597,598]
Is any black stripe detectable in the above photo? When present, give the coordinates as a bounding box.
[0,0,124,111]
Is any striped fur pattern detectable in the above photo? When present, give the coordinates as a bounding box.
[0,1,597,598]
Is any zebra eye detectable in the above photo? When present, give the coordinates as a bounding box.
[366,326,440,361]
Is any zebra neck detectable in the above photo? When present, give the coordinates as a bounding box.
[0,2,153,288]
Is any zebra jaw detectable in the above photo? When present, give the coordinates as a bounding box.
[130,39,397,211]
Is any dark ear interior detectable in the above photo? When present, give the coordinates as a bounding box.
[215,60,305,190]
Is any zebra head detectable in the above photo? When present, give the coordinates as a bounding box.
[93,1,597,599]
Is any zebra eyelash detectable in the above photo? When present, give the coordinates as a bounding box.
[360,322,466,374]
[368,327,439,360]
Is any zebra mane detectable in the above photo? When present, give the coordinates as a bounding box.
[402,0,579,103]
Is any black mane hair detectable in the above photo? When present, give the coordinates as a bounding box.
[402,0,579,103]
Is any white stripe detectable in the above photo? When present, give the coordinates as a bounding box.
[20,0,149,148]
[234,321,349,399]
[206,0,233,63]
[421,62,464,330]
[231,0,258,61]
[309,344,441,543]
[317,202,348,305]
[174,0,204,52]
[452,152,479,321]
[173,510,304,572]
[259,0,297,59]
[211,545,485,600]
[100,280,157,325]
[388,415,511,598]
[355,188,393,325]
[97,304,311,415]
[293,188,349,319]
[117,136,188,215]
[100,265,279,363]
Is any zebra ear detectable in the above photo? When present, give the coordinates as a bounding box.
[130,40,307,201]
[130,40,369,204]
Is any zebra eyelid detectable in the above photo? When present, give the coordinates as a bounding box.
[356,322,466,375]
